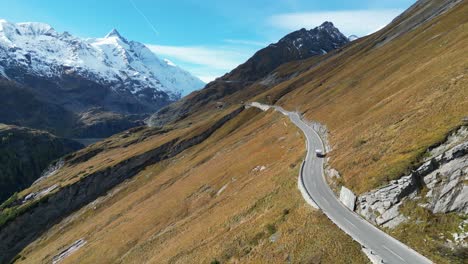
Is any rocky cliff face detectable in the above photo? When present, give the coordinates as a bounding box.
[0,124,83,203]
[357,126,468,229]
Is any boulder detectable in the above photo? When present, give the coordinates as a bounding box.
[340,186,356,211]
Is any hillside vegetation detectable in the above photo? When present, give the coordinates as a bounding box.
[13,109,367,263]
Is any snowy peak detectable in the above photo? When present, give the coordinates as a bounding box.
[16,22,57,36]
[317,21,335,30]
[105,28,124,40]
[0,19,204,100]
[0,20,58,41]
[348,35,359,41]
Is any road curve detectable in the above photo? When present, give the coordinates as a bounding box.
[249,103,432,264]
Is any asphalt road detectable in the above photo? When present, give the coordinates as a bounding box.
[251,103,432,264]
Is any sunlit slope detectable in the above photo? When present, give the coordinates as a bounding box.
[258,0,467,193]
[16,109,367,263]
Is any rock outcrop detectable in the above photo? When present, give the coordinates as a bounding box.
[357,126,468,228]
[339,186,357,211]
[420,142,468,214]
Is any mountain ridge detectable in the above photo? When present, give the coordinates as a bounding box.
[0,19,204,113]
[148,21,349,127]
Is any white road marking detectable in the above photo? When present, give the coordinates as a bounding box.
[344,218,357,229]
[383,245,406,262]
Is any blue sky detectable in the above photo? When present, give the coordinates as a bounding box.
[0,0,416,82]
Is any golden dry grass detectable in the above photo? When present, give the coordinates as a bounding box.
[15,109,367,263]
[388,199,467,264]
[17,106,241,198]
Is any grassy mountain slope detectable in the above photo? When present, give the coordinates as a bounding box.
[258,0,467,193]
[12,109,366,263]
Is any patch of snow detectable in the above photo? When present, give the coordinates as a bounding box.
[348,35,359,41]
[163,58,177,67]
[0,64,7,78]
[452,219,468,246]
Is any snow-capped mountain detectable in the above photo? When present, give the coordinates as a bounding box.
[348,35,359,41]
[0,19,204,104]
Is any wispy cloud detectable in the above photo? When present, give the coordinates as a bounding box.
[223,39,267,47]
[269,9,403,36]
[145,9,403,83]
[146,44,258,82]
[146,45,245,70]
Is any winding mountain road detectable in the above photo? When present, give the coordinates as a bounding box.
[249,103,432,264]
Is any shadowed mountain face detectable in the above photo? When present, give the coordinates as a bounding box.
[223,21,349,82]
[0,79,145,138]
[0,124,83,203]
[148,22,349,127]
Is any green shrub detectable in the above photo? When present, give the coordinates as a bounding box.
[266,223,276,235]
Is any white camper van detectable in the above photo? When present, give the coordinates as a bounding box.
[315,149,325,157]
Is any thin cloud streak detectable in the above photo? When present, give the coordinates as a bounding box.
[129,0,159,36]
[269,9,403,36]
[223,39,267,47]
